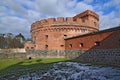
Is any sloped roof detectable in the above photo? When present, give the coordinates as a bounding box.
[15,33,25,40]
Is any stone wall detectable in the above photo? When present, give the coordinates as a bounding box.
[26,50,66,58]
[0,48,26,59]
[72,49,120,67]
[0,48,26,53]
[26,49,120,67]
[0,49,120,67]
[0,53,26,59]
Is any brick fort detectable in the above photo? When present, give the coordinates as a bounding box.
[25,10,101,50]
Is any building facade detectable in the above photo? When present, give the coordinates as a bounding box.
[26,10,99,50]
[65,27,120,50]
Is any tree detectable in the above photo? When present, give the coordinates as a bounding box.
[0,34,5,48]
[0,33,25,49]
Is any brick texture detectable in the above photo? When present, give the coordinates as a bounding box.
[26,10,99,50]
[65,27,120,50]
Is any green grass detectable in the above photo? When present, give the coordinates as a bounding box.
[0,58,70,79]
[0,58,22,71]
[21,58,70,65]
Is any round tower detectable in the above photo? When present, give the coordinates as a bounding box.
[30,10,99,50]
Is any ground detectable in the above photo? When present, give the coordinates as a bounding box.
[0,58,120,80]
[0,58,70,79]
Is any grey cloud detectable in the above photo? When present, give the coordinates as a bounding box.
[0,16,30,37]
[0,0,28,16]
[35,0,60,16]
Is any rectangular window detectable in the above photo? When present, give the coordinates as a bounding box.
[45,45,48,49]
[26,47,29,49]
[69,44,72,48]
[64,34,67,39]
[95,41,100,46]
[82,19,85,23]
[31,47,34,49]
[94,22,97,26]
[45,35,48,39]
[118,39,120,46]
[80,43,83,47]
[60,45,64,47]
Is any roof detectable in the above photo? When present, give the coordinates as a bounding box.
[15,33,25,40]
[65,26,120,40]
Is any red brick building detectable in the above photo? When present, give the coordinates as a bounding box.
[25,10,120,50]
[25,10,99,50]
[65,27,120,50]
[24,41,35,49]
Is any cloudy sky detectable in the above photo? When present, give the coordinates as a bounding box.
[0,0,120,38]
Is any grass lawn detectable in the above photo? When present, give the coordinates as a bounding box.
[0,58,70,79]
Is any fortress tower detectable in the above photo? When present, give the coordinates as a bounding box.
[29,10,99,50]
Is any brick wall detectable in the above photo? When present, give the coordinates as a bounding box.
[24,41,35,49]
[65,27,120,50]
[30,10,99,50]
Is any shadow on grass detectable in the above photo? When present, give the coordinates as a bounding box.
[0,58,71,79]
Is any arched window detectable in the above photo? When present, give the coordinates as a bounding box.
[95,41,100,46]
[26,47,29,49]
[64,34,67,39]
[82,19,85,22]
[31,47,34,49]
[45,35,48,39]
[94,22,97,26]
[79,43,83,47]
[69,44,72,48]
[45,45,48,49]
[60,45,64,47]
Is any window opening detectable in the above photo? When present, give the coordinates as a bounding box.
[69,44,72,48]
[80,43,83,47]
[45,45,48,49]
[95,41,100,46]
